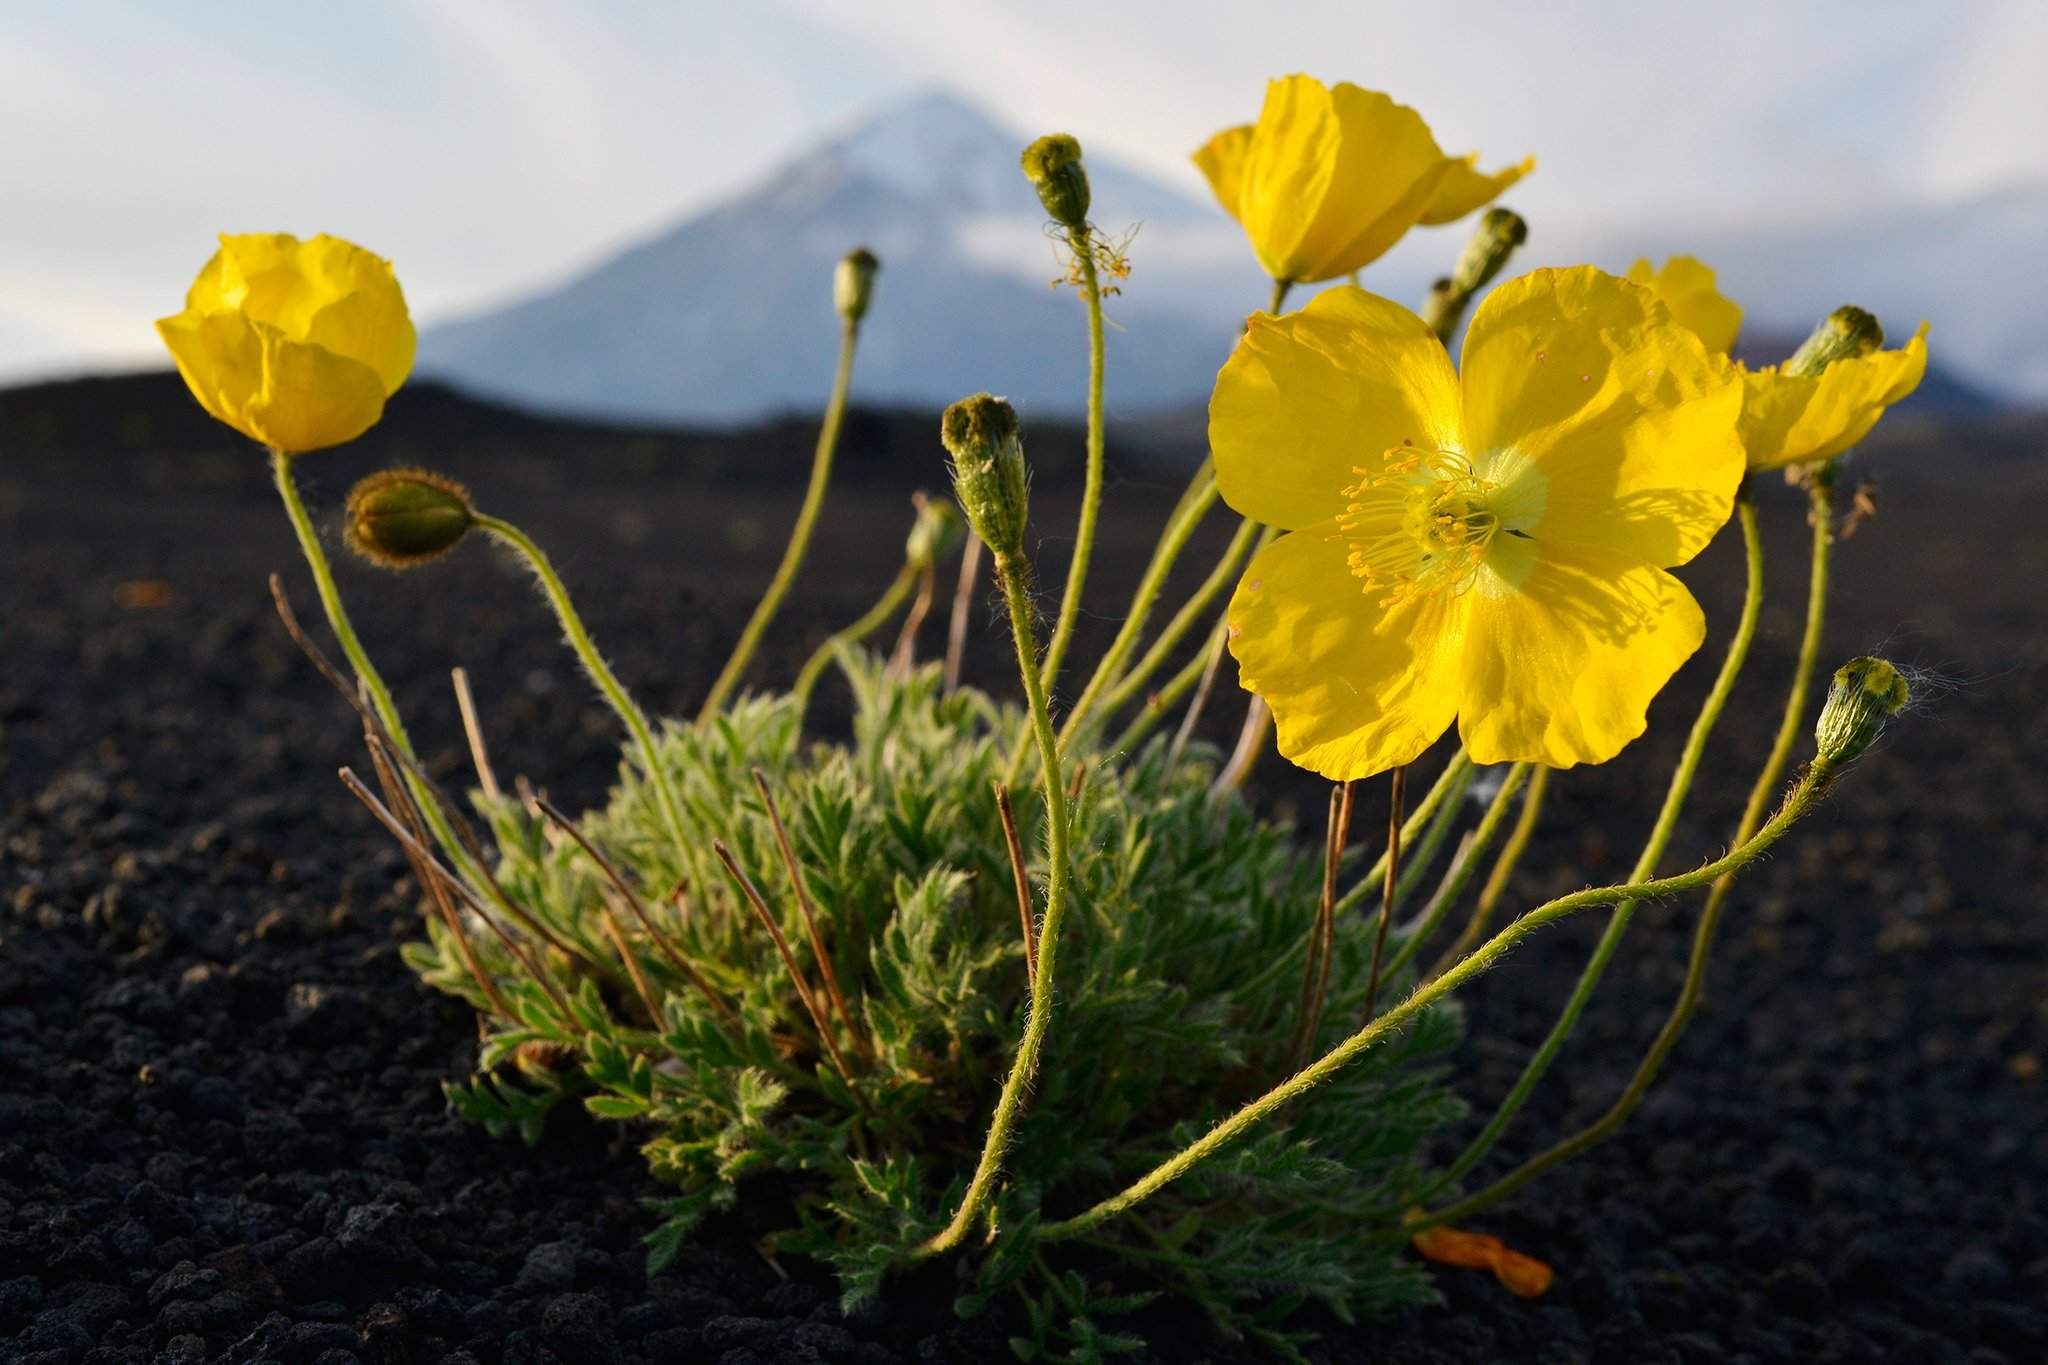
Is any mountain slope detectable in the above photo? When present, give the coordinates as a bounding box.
[420,92,1260,424]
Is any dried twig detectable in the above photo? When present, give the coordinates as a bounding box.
[944,535,984,693]
[532,796,740,1028]
[993,781,1038,987]
[1363,765,1409,1024]
[713,840,860,1091]
[751,768,865,1057]
[451,666,502,801]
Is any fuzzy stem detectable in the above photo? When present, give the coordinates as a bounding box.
[699,318,860,721]
[1108,617,1221,758]
[1055,471,1224,750]
[1382,763,1533,983]
[1420,482,1815,1224]
[1425,767,1549,983]
[1084,508,1255,743]
[1036,232,1108,695]
[1431,485,1767,1193]
[474,515,691,862]
[793,561,920,709]
[915,547,1074,1259]
[1038,755,1839,1244]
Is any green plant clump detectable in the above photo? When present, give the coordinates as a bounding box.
[420,657,1465,1358]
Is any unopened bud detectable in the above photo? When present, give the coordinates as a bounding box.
[942,393,1030,558]
[1786,306,1884,378]
[904,490,963,571]
[1020,133,1091,232]
[344,468,475,569]
[835,247,880,324]
[1814,656,1909,768]
[1448,208,1528,298]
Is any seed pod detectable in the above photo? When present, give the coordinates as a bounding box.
[1785,306,1885,378]
[1814,656,1909,768]
[1020,133,1091,232]
[941,394,1030,559]
[835,247,880,325]
[344,468,476,569]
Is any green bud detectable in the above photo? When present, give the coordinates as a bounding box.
[1020,133,1091,231]
[1814,656,1909,767]
[1448,208,1528,298]
[1785,306,1885,378]
[343,467,475,569]
[834,246,880,324]
[904,490,964,571]
[942,393,1030,558]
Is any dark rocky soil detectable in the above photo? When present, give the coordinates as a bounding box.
[3,379,2045,1363]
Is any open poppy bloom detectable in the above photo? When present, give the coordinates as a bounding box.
[1215,267,1745,779]
[1627,256,1929,471]
[157,233,415,454]
[1194,75,1532,285]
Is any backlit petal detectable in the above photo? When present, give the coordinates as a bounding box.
[1456,543,1705,768]
[1212,286,1462,532]
[240,325,391,454]
[1417,154,1535,227]
[155,309,264,442]
[1460,267,1743,567]
[1192,124,1253,223]
[1738,324,1929,470]
[1228,528,1466,779]
[1624,256,1742,357]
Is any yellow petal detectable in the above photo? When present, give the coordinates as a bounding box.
[1237,77,1449,283]
[1457,542,1705,768]
[240,324,391,454]
[1192,124,1253,223]
[1417,154,1535,227]
[1738,324,1929,471]
[1211,285,1463,532]
[210,232,415,394]
[1624,256,1742,357]
[1228,529,1465,780]
[1460,267,1744,568]
[155,308,265,442]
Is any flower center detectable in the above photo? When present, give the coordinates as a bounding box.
[1336,443,1504,607]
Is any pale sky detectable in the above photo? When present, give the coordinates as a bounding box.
[3,0,2044,381]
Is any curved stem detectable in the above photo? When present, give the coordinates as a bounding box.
[1039,753,1839,1244]
[475,515,691,860]
[793,561,920,710]
[1084,510,1255,743]
[916,548,1073,1258]
[1421,492,1778,1224]
[272,450,469,869]
[1380,763,1532,983]
[1425,766,1550,984]
[1106,616,1222,758]
[1037,232,1107,695]
[699,318,860,721]
[1431,486,1767,1194]
[1267,277,1293,316]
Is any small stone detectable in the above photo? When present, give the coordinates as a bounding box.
[516,1240,578,1291]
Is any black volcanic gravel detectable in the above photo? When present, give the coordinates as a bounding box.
[3,388,2046,1363]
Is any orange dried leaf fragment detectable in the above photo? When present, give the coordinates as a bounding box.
[1410,1223,1555,1298]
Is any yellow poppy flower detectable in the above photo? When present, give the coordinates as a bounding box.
[1735,324,1929,471]
[1214,267,1744,778]
[1625,257,1743,358]
[1193,75,1532,285]
[1626,256,1928,470]
[156,233,415,454]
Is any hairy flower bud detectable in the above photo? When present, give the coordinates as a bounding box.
[904,491,964,571]
[1448,208,1528,300]
[1814,656,1909,768]
[835,246,880,325]
[942,394,1030,558]
[1785,306,1885,378]
[1021,133,1091,231]
[344,467,475,569]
